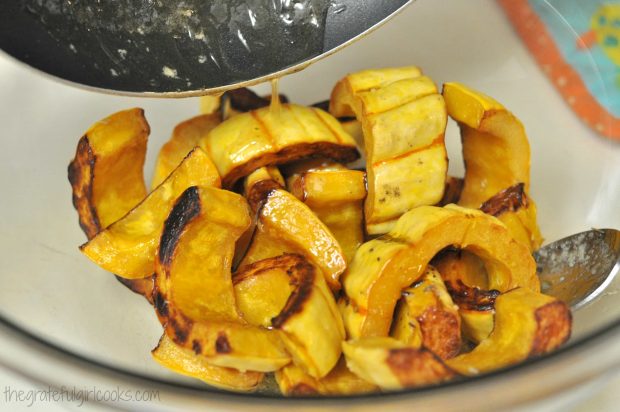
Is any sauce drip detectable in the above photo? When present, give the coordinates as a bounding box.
[270,78,282,116]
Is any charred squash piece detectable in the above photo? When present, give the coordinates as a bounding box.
[480,183,543,251]
[241,168,347,291]
[220,87,289,119]
[80,148,221,279]
[330,67,448,234]
[342,337,457,390]
[275,358,378,396]
[233,256,294,328]
[433,250,497,343]
[69,108,149,236]
[200,103,359,188]
[151,113,221,189]
[287,167,366,263]
[390,267,461,360]
[68,108,153,299]
[340,205,539,339]
[152,335,263,391]
[234,254,345,378]
[275,364,322,396]
[446,288,571,375]
[438,176,464,206]
[153,186,290,372]
[443,82,542,250]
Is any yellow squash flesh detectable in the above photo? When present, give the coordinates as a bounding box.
[151,113,221,189]
[152,335,263,391]
[153,186,290,372]
[479,183,543,252]
[68,108,154,299]
[241,168,347,291]
[80,148,221,279]
[390,267,461,360]
[330,68,448,234]
[447,288,571,375]
[200,103,359,188]
[432,250,497,343]
[342,337,456,390]
[275,359,378,396]
[234,254,345,378]
[341,205,539,339]
[68,108,149,238]
[288,168,366,262]
[443,82,541,250]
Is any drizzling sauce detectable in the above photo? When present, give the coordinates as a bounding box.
[270,78,282,116]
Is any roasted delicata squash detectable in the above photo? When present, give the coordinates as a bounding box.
[68,108,154,299]
[480,183,543,252]
[241,168,347,291]
[70,70,575,396]
[234,254,345,378]
[443,82,542,250]
[446,288,571,375]
[153,186,290,372]
[439,176,464,206]
[80,148,221,279]
[433,250,498,343]
[151,113,221,189]
[275,358,378,396]
[341,205,539,339]
[390,267,461,360]
[275,363,322,395]
[199,103,359,188]
[330,67,448,234]
[152,335,263,392]
[342,337,457,390]
[287,166,366,262]
[68,108,150,237]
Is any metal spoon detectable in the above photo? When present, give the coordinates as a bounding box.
[535,229,620,310]
[0,0,411,97]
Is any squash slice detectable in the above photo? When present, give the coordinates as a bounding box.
[342,337,457,390]
[153,186,290,372]
[443,82,542,250]
[287,168,366,262]
[341,205,539,339]
[80,148,221,279]
[152,335,263,392]
[390,266,461,360]
[234,254,345,378]
[330,68,448,234]
[446,288,571,375]
[69,108,149,237]
[433,250,498,343]
[275,358,377,396]
[480,183,543,252]
[241,168,347,291]
[151,113,221,189]
[68,108,153,299]
[438,176,464,206]
[200,103,359,188]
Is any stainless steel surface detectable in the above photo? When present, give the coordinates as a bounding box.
[535,229,620,310]
[0,0,411,97]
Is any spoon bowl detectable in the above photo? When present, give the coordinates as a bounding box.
[535,229,620,310]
